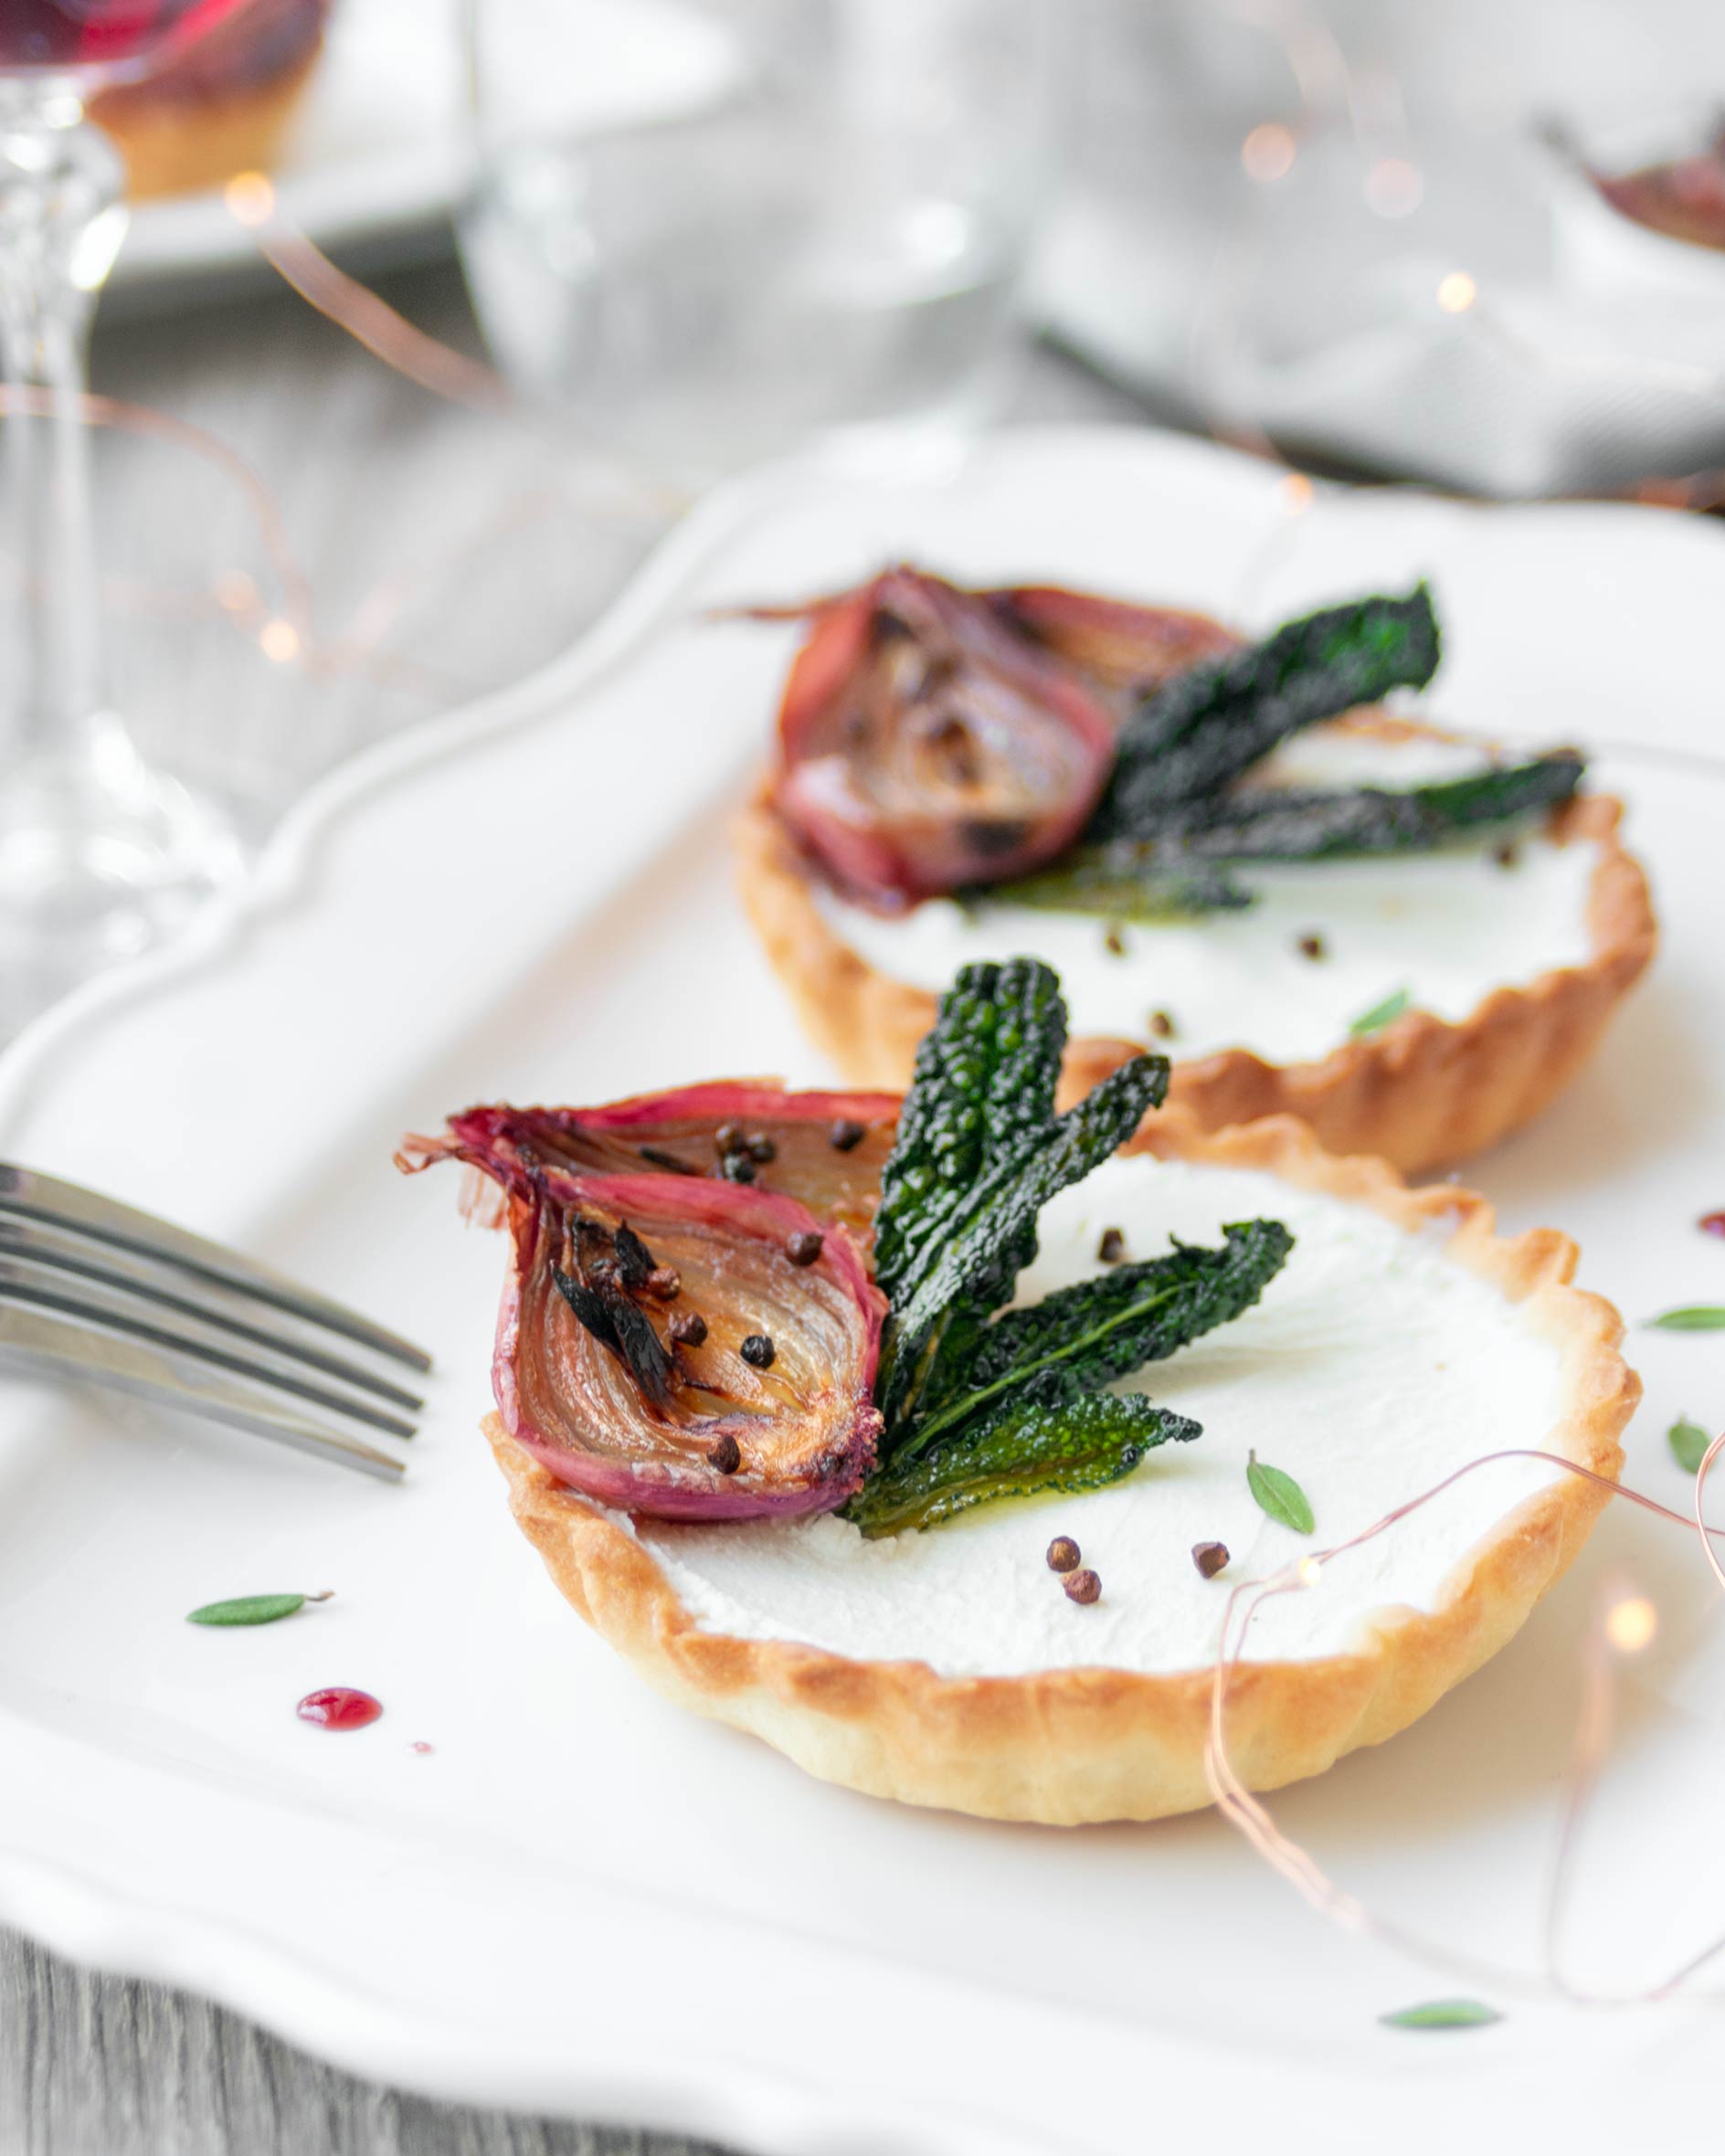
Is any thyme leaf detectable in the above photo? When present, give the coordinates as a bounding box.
[1380,2000,1502,2031]
[1247,1450,1315,1534]
[1669,1415,1712,1473]
[1349,987,1412,1038]
[1647,1306,1725,1331]
[186,1592,330,1627]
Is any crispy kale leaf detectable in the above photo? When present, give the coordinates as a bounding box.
[903,1220,1293,1461]
[844,1390,1199,1538]
[1093,585,1442,838]
[875,1050,1169,1436]
[873,956,1067,1305]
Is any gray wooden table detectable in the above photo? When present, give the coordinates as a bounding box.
[0,254,1145,2156]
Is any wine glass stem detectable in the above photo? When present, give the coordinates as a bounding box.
[0,86,128,772]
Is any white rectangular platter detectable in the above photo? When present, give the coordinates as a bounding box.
[0,428,1721,2154]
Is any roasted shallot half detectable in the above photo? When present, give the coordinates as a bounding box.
[399,1094,888,1521]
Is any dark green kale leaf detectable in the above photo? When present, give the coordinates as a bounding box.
[903,1220,1293,1461]
[1093,585,1442,839]
[875,1050,1169,1440]
[842,1390,1200,1539]
[873,956,1067,1305]
[1112,752,1585,861]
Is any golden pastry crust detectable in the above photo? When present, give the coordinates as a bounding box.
[93,39,322,200]
[735,780,1656,1175]
[484,1111,1635,1825]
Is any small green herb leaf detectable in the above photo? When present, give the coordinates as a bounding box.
[186,1591,328,1628]
[1669,1415,1713,1474]
[1646,1306,1725,1331]
[1349,987,1411,1039]
[1247,1450,1315,1534]
[1380,1999,1502,2031]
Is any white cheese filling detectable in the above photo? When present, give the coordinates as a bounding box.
[817,726,1600,1067]
[640,1157,1568,1678]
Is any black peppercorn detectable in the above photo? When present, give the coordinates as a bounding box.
[669,1310,708,1348]
[740,1333,776,1369]
[1046,1536,1081,1573]
[1096,1228,1126,1264]
[830,1118,865,1152]
[787,1230,824,1266]
[1192,1540,1230,1580]
[1296,933,1327,962]
[746,1134,777,1164]
[1148,1009,1175,1040]
[706,1432,742,1475]
[1063,1568,1102,1605]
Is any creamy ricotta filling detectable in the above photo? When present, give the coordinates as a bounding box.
[640,1157,1568,1678]
[817,725,1601,1067]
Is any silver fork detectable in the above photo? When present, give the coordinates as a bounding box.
[0,1166,429,1481]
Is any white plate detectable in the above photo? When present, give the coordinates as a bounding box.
[111,0,736,300]
[1,428,1722,2154]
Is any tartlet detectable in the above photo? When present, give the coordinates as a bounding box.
[92,0,329,200]
[478,1108,1634,1826]
[733,571,1657,1174]
[737,759,1656,1174]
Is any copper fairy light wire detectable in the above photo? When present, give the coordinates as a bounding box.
[1204,1435,1725,2004]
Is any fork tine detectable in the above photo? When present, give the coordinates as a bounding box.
[0,1216,424,1411]
[0,1302,405,1480]
[0,1165,431,1372]
[0,1268,418,1440]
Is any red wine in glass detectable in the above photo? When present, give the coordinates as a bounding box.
[0,0,255,78]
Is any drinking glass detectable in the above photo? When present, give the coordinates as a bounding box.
[459,0,1060,488]
[0,1,245,985]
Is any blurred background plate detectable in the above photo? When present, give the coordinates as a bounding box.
[108,0,740,307]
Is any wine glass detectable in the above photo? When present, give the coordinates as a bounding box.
[0,1,248,993]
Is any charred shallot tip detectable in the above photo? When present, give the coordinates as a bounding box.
[706,1432,742,1475]
[639,1144,698,1175]
[1296,932,1327,962]
[788,1230,825,1266]
[1046,1535,1081,1573]
[746,1134,777,1164]
[1192,1539,1230,1580]
[614,1223,654,1288]
[1063,1568,1102,1605]
[740,1333,776,1369]
[645,1266,681,1300]
[669,1309,708,1347]
[830,1118,866,1152]
[1148,1009,1176,1040]
[1096,1228,1127,1264]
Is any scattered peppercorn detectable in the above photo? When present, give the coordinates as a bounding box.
[1493,841,1520,871]
[1046,1536,1081,1573]
[714,1123,743,1155]
[719,1153,757,1184]
[1096,1227,1127,1264]
[707,1433,742,1475]
[746,1133,777,1164]
[669,1310,708,1348]
[645,1266,681,1300]
[1192,1540,1230,1580]
[830,1118,865,1152]
[1148,1009,1175,1040]
[1063,1568,1102,1605]
[787,1229,825,1266]
[1103,925,1127,957]
[1296,933,1327,962]
[740,1333,776,1369]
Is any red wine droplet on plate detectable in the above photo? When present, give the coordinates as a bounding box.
[296,1686,382,1731]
